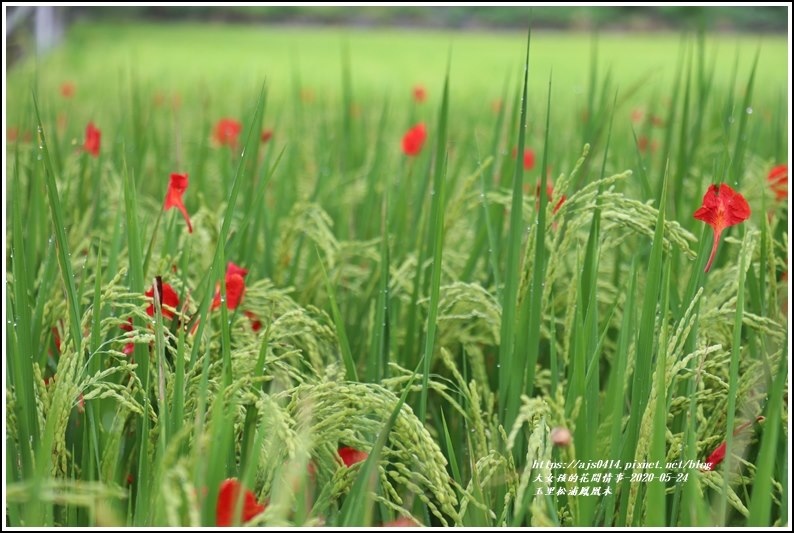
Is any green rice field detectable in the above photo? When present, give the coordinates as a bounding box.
[4,21,790,527]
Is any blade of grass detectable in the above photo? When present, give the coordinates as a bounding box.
[516,67,553,432]
[316,248,357,382]
[747,354,786,525]
[31,92,85,526]
[10,148,37,483]
[368,182,391,381]
[617,163,669,525]
[418,61,450,422]
[728,48,759,187]
[646,260,672,526]
[719,229,750,524]
[603,262,637,526]
[499,27,531,429]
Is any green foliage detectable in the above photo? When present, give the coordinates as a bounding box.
[4,23,789,527]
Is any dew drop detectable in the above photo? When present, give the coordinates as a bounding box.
[746,107,753,114]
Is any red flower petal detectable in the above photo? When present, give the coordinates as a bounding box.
[120,318,135,355]
[412,85,427,103]
[767,164,787,201]
[226,262,249,279]
[523,149,536,171]
[338,446,368,467]
[401,123,426,157]
[534,181,566,214]
[164,173,193,233]
[145,282,180,319]
[244,311,262,332]
[52,326,62,354]
[216,478,266,527]
[261,129,273,143]
[702,416,764,471]
[84,122,100,157]
[383,517,420,527]
[214,118,242,147]
[211,273,246,311]
[60,82,75,99]
[693,184,751,273]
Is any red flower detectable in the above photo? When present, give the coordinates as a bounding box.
[631,108,644,124]
[216,478,266,527]
[226,261,249,279]
[637,136,658,153]
[145,282,180,320]
[60,82,75,99]
[244,311,262,332]
[532,181,566,214]
[511,147,536,171]
[214,118,242,147]
[211,273,246,311]
[522,148,536,171]
[52,326,62,354]
[412,85,427,103]
[84,122,100,157]
[383,517,420,527]
[693,184,751,273]
[401,123,427,157]
[338,446,368,467]
[164,173,193,233]
[767,164,787,201]
[260,129,273,143]
[702,416,764,471]
[120,318,135,356]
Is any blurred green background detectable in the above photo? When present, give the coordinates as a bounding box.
[7,22,788,107]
